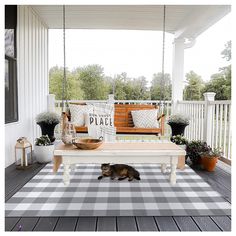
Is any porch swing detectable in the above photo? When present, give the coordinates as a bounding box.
[61,5,167,137]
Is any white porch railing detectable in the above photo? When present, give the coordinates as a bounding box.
[176,94,231,160]
[176,101,205,141]
[50,93,231,160]
[211,101,231,160]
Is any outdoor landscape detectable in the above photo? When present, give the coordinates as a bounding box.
[49,40,231,101]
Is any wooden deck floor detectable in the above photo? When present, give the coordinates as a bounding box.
[5,162,231,232]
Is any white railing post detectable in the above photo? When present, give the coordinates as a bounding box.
[203,92,216,145]
[108,94,115,104]
[47,94,55,112]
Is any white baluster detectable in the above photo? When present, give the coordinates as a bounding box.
[227,105,231,160]
[215,104,219,148]
[223,104,228,156]
[219,104,223,148]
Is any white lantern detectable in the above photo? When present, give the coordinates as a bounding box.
[15,137,33,169]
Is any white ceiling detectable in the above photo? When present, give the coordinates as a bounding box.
[31,5,230,39]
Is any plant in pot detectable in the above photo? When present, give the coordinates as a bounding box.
[167,114,190,136]
[186,140,209,165]
[170,135,188,150]
[34,135,54,163]
[36,112,60,142]
[201,148,222,172]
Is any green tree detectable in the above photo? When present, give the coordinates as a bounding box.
[221,40,231,61]
[150,73,171,100]
[184,71,205,100]
[49,66,84,100]
[203,41,231,100]
[74,64,109,100]
[132,76,150,100]
[124,76,149,100]
[111,73,150,100]
[203,66,231,100]
[112,73,129,100]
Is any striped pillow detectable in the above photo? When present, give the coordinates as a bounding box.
[131,109,159,128]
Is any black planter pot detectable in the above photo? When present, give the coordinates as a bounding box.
[37,121,59,142]
[168,122,188,136]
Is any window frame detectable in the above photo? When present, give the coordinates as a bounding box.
[5,5,18,124]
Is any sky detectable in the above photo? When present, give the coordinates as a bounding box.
[49,12,231,86]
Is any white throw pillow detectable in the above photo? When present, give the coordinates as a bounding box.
[69,104,93,126]
[85,103,114,126]
[131,109,159,128]
[85,103,116,141]
[85,112,114,127]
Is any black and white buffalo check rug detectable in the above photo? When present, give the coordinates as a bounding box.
[5,164,231,217]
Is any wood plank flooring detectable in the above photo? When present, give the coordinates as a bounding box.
[5,162,231,231]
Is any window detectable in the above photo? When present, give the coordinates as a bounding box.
[5,5,18,123]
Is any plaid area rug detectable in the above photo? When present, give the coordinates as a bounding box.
[5,164,231,217]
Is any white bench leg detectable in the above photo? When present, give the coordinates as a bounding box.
[170,163,177,184]
[63,164,71,186]
[161,164,167,173]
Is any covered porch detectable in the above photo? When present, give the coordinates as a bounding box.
[5,4,231,166]
[5,4,231,232]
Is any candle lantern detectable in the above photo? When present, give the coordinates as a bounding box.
[15,137,33,169]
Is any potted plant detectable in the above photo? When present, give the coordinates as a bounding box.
[201,148,222,172]
[186,140,209,165]
[167,114,190,136]
[34,135,54,163]
[170,135,188,150]
[36,112,60,142]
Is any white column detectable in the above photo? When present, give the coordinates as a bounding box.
[172,38,185,113]
[47,94,55,112]
[203,92,216,145]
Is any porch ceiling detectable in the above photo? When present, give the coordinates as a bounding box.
[31,5,230,39]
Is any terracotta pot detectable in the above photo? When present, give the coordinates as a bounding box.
[201,156,218,171]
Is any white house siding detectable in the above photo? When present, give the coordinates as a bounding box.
[5,6,48,167]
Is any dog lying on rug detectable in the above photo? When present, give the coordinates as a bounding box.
[98,163,141,181]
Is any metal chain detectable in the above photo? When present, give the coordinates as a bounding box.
[160,5,166,111]
[62,5,67,112]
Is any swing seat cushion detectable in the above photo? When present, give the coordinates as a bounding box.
[71,104,165,136]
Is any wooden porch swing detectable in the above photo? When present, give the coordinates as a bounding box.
[61,6,167,136]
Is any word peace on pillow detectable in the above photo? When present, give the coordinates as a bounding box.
[88,113,113,127]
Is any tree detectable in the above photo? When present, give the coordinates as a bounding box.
[112,73,129,100]
[221,40,231,61]
[111,73,150,100]
[184,71,205,100]
[150,73,172,100]
[74,64,109,100]
[203,66,231,100]
[49,66,84,100]
[131,76,150,100]
[203,41,231,100]
[124,76,150,100]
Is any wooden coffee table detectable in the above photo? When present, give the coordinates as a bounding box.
[54,142,186,186]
